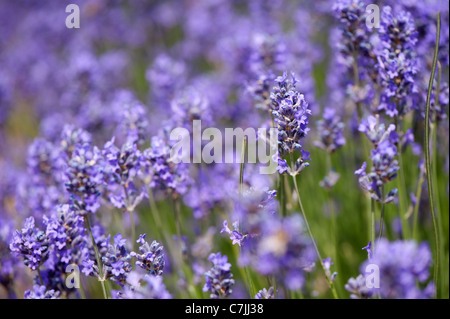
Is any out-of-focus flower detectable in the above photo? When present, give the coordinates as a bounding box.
[255,286,275,299]
[112,272,172,299]
[24,285,60,299]
[345,274,373,299]
[360,239,434,299]
[314,107,346,154]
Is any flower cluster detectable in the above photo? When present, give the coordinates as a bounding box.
[314,107,346,154]
[45,204,88,266]
[64,143,104,213]
[255,287,275,299]
[243,214,316,291]
[356,116,400,203]
[376,7,418,118]
[103,138,144,211]
[100,234,132,286]
[203,252,235,299]
[24,285,60,299]
[345,274,373,299]
[9,217,50,271]
[332,0,376,81]
[112,272,172,299]
[141,136,190,197]
[360,239,434,299]
[131,234,165,277]
[271,72,311,174]
[355,139,400,203]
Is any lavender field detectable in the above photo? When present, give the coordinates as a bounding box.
[0,0,449,300]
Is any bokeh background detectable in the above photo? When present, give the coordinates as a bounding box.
[0,0,448,299]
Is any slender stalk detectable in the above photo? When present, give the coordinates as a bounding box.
[128,210,136,249]
[148,189,164,233]
[424,12,441,298]
[279,171,286,216]
[378,186,385,241]
[292,173,339,299]
[85,215,108,299]
[173,198,183,259]
[237,136,256,298]
[78,277,87,299]
[412,171,425,240]
[123,186,136,249]
[326,152,339,276]
[147,189,200,298]
[37,268,44,286]
[370,198,376,253]
[239,137,247,197]
[432,61,445,298]
[395,117,409,239]
[284,174,294,211]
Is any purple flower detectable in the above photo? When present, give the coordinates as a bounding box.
[64,142,104,213]
[169,87,213,131]
[45,204,88,266]
[9,217,50,271]
[345,275,373,299]
[358,115,397,146]
[112,272,172,299]
[255,287,275,299]
[220,220,246,246]
[131,234,165,276]
[360,239,434,299]
[112,90,149,147]
[332,0,376,80]
[203,252,235,299]
[246,72,276,111]
[376,7,418,118]
[241,213,316,292]
[362,241,372,260]
[141,136,191,196]
[314,107,346,154]
[271,71,311,174]
[100,233,132,286]
[59,125,92,158]
[24,285,60,299]
[146,54,187,105]
[103,138,145,211]
[356,119,400,203]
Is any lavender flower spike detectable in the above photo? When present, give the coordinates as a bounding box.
[203,252,235,299]
[131,234,165,277]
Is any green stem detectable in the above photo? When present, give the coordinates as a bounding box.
[371,198,376,254]
[292,174,339,299]
[396,142,410,239]
[173,198,183,259]
[412,171,425,240]
[129,210,135,250]
[424,12,441,298]
[326,152,339,279]
[237,137,256,298]
[78,277,87,299]
[378,186,385,241]
[85,215,108,299]
[37,268,44,286]
[123,186,136,249]
[148,190,200,298]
